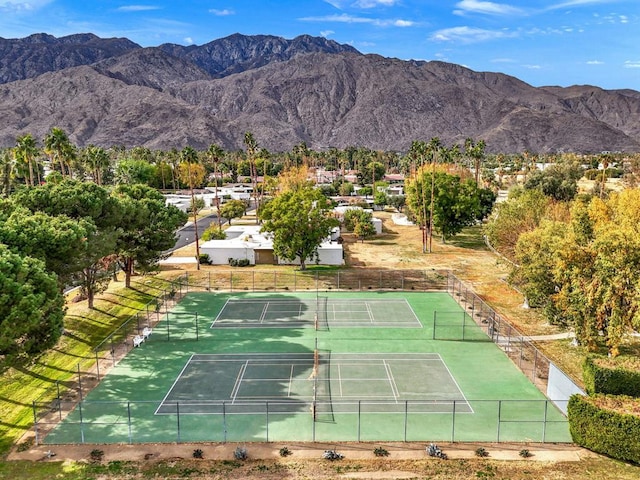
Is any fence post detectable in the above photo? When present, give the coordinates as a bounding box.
[32,401,39,445]
[401,271,404,290]
[127,402,133,444]
[252,271,255,291]
[223,402,227,443]
[452,400,457,442]
[79,400,85,444]
[496,400,502,442]
[357,400,361,442]
[266,402,269,442]
[432,311,437,340]
[404,401,408,442]
[95,351,100,381]
[542,401,548,443]
[208,271,211,290]
[176,402,181,443]
[77,364,83,401]
[230,271,233,292]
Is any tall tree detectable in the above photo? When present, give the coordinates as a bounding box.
[178,147,206,270]
[260,187,339,270]
[112,184,188,287]
[44,127,74,178]
[0,244,64,359]
[207,144,225,227]
[14,134,39,187]
[464,138,486,186]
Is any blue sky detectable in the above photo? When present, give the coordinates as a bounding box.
[1,0,638,90]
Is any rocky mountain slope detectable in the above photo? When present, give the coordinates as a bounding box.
[0,33,638,153]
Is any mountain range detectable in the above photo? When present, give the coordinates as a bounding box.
[0,32,639,154]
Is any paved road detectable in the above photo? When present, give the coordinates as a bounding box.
[168,213,222,252]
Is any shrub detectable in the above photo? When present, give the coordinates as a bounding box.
[234,446,248,460]
[322,449,343,461]
[475,447,489,457]
[89,449,104,463]
[228,258,251,267]
[373,447,389,457]
[583,356,640,396]
[279,446,292,457]
[426,443,447,459]
[193,448,204,459]
[519,449,532,458]
[198,253,211,265]
[568,394,640,464]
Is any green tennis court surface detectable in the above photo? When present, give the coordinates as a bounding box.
[42,291,571,444]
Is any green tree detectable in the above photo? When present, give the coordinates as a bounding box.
[524,163,582,201]
[82,145,111,185]
[115,159,155,185]
[260,187,339,270]
[44,127,74,178]
[220,199,246,225]
[178,148,206,270]
[14,133,39,187]
[464,138,486,186]
[0,207,96,289]
[0,244,64,359]
[112,184,188,287]
[202,225,226,241]
[407,169,487,244]
[483,188,549,261]
[12,179,121,230]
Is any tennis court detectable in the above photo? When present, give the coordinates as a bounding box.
[156,352,470,415]
[213,297,421,328]
[41,291,571,444]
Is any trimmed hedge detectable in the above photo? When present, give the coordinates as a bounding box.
[568,394,640,464]
[583,356,640,397]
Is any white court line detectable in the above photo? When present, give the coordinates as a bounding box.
[383,360,399,401]
[230,361,248,404]
[155,354,196,414]
[260,303,269,323]
[365,302,374,323]
[288,364,294,398]
[211,298,232,327]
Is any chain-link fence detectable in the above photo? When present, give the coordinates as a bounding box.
[35,398,570,445]
[447,275,571,397]
[177,268,449,293]
[31,269,578,445]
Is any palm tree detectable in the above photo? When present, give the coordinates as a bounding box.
[44,127,74,178]
[464,138,486,186]
[244,132,259,222]
[83,145,110,185]
[178,146,205,270]
[0,148,14,196]
[14,133,39,187]
[207,144,225,227]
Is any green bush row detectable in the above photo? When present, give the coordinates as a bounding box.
[568,394,640,464]
[583,356,640,397]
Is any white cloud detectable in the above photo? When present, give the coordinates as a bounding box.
[116,5,162,12]
[209,9,234,16]
[324,0,398,7]
[624,60,640,68]
[355,0,399,7]
[184,37,194,45]
[454,0,526,16]
[0,0,52,13]
[320,30,335,37]
[586,60,604,64]
[522,64,542,69]
[491,57,516,63]
[430,26,516,43]
[300,13,414,27]
[546,0,619,11]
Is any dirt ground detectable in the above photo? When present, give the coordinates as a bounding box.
[8,212,593,476]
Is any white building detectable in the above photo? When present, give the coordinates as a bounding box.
[200,225,343,266]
